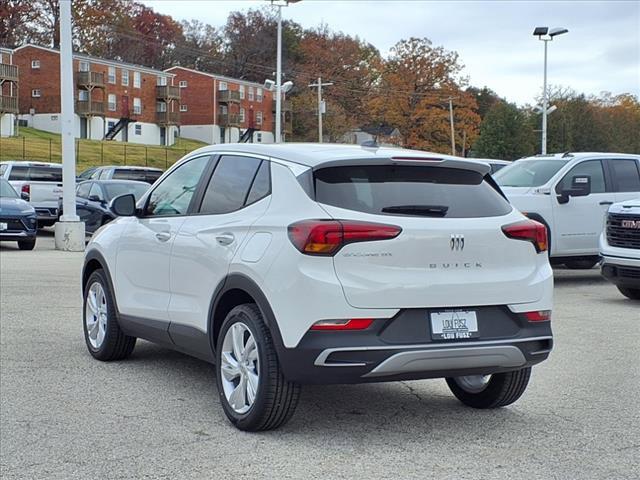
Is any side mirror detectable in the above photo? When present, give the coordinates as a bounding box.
[88,195,103,203]
[557,175,591,204]
[110,194,137,216]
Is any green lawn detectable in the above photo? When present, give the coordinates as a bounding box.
[0,127,207,173]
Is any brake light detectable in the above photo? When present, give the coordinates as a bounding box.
[391,156,444,162]
[21,184,30,200]
[502,220,548,253]
[310,318,374,331]
[288,220,401,256]
[524,310,551,322]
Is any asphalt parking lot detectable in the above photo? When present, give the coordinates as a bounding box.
[1,231,638,480]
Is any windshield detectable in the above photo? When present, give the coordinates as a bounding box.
[0,178,18,198]
[495,160,568,187]
[104,183,148,201]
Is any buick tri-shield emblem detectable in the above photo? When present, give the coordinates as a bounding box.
[450,234,465,251]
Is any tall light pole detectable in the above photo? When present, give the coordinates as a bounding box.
[55,0,84,251]
[533,26,568,154]
[271,0,300,143]
[308,77,333,142]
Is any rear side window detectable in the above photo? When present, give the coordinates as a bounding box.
[113,169,162,184]
[314,165,512,218]
[199,156,263,214]
[8,166,62,182]
[609,160,640,192]
[76,182,91,198]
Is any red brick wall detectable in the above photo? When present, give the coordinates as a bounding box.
[13,45,172,124]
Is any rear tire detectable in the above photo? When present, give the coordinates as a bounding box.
[617,287,640,300]
[83,269,136,361]
[18,239,36,250]
[215,304,300,431]
[564,258,599,270]
[446,367,532,409]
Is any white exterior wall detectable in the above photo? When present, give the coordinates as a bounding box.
[180,125,274,145]
[0,114,15,137]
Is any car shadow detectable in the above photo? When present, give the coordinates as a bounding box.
[115,341,532,438]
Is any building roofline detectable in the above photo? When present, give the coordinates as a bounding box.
[11,44,174,77]
[165,66,265,89]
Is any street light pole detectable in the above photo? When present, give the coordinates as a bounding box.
[534,26,568,155]
[275,4,282,143]
[448,97,456,156]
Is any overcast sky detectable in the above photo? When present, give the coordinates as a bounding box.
[143,0,640,105]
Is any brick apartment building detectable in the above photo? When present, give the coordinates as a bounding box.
[165,66,291,144]
[0,47,18,137]
[11,44,180,146]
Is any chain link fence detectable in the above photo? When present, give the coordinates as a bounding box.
[0,136,192,171]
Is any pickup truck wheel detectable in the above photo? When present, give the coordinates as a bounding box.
[17,239,36,250]
[617,287,640,300]
[564,258,599,269]
[83,269,136,361]
[446,367,532,408]
[216,304,300,431]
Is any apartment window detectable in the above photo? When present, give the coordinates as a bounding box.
[179,80,187,88]
[108,66,116,84]
[256,132,263,143]
[78,90,89,101]
[135,124,142,135]
[239,108,245,123]
[220,105,228,115]
[31,89,41,98]
[257,88,263,102]
[218,81,228,91]
[180,104,188,112]
[239,85,245,100]
[157,76,167,86]
[256,111,263,125]
[248,86,254,101]
[108,121,115,130]
[108,94,116,111]
[156,101,167,113]
[79,61,90,72]
[31,60,40,69]
[133,97,142,115]
[133,71,141,88]
[122,70,129,86]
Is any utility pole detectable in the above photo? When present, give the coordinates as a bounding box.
[308,77,333,143]
[274,4,282,143]
[54,0,84,251]
[448,97,456,156]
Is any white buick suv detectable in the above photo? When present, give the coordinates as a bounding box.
[82,144,553,431]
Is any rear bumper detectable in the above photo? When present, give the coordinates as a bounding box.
[277,306,553,384]
[34,206,59,221]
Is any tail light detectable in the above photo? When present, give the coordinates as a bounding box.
[310,318,374,331]
[21,184,30,201]
[524,310,551,322]
[502,219,548,253]
[288,220,401,256]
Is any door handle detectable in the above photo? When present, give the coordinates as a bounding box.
[216,233,235,246]
[599,201,613,206]
[155,231,171,242]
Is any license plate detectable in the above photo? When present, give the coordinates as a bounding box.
[430,310,479,340]
[0,222,7,231]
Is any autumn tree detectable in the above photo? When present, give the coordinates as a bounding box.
[368,37,480,153]
[0,0,39,47]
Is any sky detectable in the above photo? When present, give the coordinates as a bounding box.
[143,0,640,105]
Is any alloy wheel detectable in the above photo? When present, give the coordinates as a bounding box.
[220,322,260,414]
[85,282,108,349]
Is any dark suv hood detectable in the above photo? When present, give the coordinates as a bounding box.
[0,197,36,216]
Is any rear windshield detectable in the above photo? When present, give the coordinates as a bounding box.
[8,165,63,182]
[112,169,162,184]
[314,165,512,218]
[495,160,568,187]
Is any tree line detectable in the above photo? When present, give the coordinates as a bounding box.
[2,0,638,156]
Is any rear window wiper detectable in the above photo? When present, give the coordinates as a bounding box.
[381,205,449,217]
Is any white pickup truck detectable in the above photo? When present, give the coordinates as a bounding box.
[0,161,63,227]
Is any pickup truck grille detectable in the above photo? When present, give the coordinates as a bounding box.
[606,213,640,249]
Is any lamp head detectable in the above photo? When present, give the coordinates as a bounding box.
[549,27,569,37]
[282,81,294,93]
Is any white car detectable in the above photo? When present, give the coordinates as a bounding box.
[82,143,553,431]
[495,153,640,269]
[600,199,640,299]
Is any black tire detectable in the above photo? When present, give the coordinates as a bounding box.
[617,287,640,300]
[564,258,599,270]
[83,269,136,361]
[17,239,36,250]
[215,304,300,431]
[446,367,532,409]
